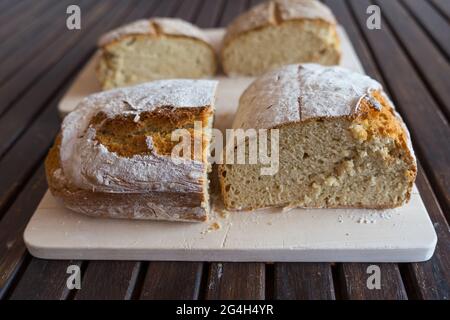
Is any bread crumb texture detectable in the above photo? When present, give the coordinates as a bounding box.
[97,18,216,89]
[220,91,416,210]
[222,0,340,76]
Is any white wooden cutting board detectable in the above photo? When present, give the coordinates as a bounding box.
[24,27,437,262]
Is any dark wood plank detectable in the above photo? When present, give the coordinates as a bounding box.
[400,163,450,300]
[401,0,450,60]
[140,262,203,300]
[274,263,335,300]
[9,259,82,300]
[339,263,408,300]
[0,0,51,41]
[376,0,450,119]
[196,0,226,28]
[0,0,121,117]
[0,0,160,299]
[322,0,388,90]
[0,2,137,211]
[74,261,142,300]
[218,0,249,27]
[205,263,265,299]
[0,0,18,13]
[174,0,204,22]
[0,0,88,85]
[111,0,160,25]
[0,164,48,299]
[430,0,450,21]
[151,0,180,17]
[347,0,450,220]
[0,0,34,27]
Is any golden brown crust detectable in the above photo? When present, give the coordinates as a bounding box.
[45,135,208,222]
[218,90,417,211]
[91,106,213,161]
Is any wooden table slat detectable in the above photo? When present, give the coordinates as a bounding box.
[0,0,34,26]
[0,0,92,85]
[0,0,53,42]
[0,0,17,13]
[339,263,408,300]
[323,0,388,90]
[74,261,142,300]
[376,0,450,120]
[9,260,83,300]
[150,0,180,17]
[196,0,226,28]
[430,0,450,21]
[0,0,121,118]
[401,0,450,61]
[140,262,204,300]
[401,164,450,300]
[0,0,162,299]
[347,0,450,220]
[205,263,265,300]
[0,163,53,298]
[0,1,133,215]
[174,0,204,22]
[274,263,335,300]
[218,0,249,27]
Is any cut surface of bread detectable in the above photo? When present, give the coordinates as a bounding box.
[46,80,218,221]
[219,64,416,210]
[97,18,217,90]
[222,0,341,76]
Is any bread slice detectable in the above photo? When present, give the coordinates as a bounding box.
[45,80,218,221]
[97,18,217,90]
[221,0,341,76]
[219,64,416,210]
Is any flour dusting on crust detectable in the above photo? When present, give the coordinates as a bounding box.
[224,0,336,45]
[60,80,218,194]
[233,64,382,129]
[98,17,210,47]
[233,63,416,166]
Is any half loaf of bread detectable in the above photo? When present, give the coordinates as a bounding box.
[219,64,416,210]
[45,80,218,221]
[221,0,341,76]
[97,18,217,90]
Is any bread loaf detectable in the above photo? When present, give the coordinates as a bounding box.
[219,64,416,210]
[221,0,341,76]
[97,18,217,90]
[45,80,218,221]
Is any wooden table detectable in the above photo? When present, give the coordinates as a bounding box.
[0,0,448,300]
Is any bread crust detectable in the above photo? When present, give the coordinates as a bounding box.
[221,0,341,75]
[45,138,207,222]
[46,80,218,222]
[97,18,217,89]
[219,64,417,210]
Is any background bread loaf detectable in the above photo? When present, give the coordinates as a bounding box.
[221,0,341,76]
[97,18,217,89]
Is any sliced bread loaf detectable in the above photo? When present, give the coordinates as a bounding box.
[97,18,217,89]
[221,0,341,76]
[219,64,416,210]
[46,80,218,221]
